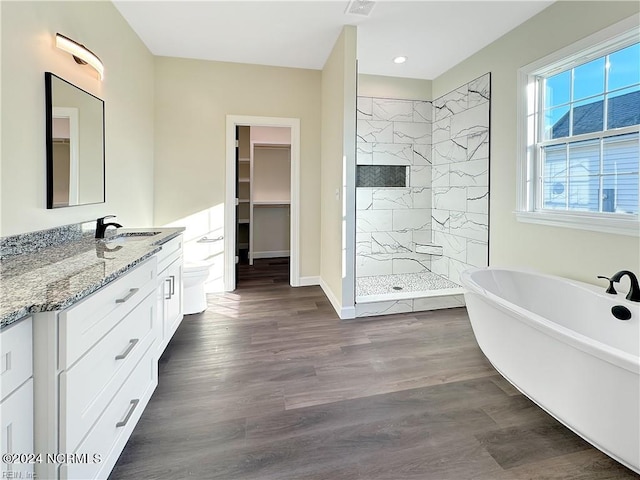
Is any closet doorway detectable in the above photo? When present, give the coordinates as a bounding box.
[225,116,301,291]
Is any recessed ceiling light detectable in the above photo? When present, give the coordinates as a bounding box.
[393,56,407,64]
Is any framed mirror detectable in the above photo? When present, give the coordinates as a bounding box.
[45,72,105,209]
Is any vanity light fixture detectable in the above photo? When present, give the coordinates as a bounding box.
[393,56,408,64]
[55,33,104,80]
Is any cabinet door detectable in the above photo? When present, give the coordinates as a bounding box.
[164,258,183,340]
[157,257,183,354]
[156,280,167,355]
[1,379,34,477]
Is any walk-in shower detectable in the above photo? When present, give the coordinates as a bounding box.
[355,73,490,317]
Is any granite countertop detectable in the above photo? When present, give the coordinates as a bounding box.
[0,227,184,329]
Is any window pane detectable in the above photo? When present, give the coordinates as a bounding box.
[545,105,570,139]
[569,139,600,177]
[530,40,639,220]
[573,57,605,101]
[602,133,639,214]
[572,96,604,135]
[542,144,567,209]
[607,86,640,129]
[568,176,600,211]
[567,142,601,210]
[603,133,640,175]
[608,43,640,91]
[603,174,639,214]
[545,70,571,108]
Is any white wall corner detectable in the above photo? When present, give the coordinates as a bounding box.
[319,277,355,319]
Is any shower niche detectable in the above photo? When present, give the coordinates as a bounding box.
[355,73,490,317]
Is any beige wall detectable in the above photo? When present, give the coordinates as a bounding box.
[320,26,358,313]
[253,147,290,202]
[153,57,321,278]
[0,1,155,236]
[358,74,432,101]
[433,1,640,285]
[253,207,290,255]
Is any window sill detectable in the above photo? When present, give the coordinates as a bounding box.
[515,210,640,237]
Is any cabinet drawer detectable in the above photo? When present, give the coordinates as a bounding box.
[0,378,34,477]
[59,291,156,452]
[61,348,157,480]
[157,235,183,273]
[59,258,157,369]
[1,317,32,401]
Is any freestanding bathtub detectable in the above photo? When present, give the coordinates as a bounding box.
[461,267,640,474]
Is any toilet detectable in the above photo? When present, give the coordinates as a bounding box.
[182,261,211,314]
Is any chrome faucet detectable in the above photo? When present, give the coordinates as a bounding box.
[95,215,122,239]
[600,270,640,302]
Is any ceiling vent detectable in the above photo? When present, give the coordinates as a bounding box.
[345,0,376,17]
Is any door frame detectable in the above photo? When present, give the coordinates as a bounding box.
[225,115,301,291]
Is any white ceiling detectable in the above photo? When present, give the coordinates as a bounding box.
[113,0,553,80]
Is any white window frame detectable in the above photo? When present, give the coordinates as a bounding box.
[516,15,640,237]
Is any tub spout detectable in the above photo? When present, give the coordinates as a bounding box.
[610,270,640,302]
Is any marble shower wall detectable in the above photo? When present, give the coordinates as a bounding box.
[431,73,490,284]
[356,97,433,279]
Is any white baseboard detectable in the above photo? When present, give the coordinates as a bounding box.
[319,277,355,319]
[252,250,290,259]
[320,277,341,317]
[298,276,320,286]
[341,305,356,319]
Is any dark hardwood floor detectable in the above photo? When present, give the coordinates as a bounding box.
[110,259,638,479]
[237,256,290,288]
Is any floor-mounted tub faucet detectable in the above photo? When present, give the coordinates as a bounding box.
[603,270,640,302]
[95,215,123,239]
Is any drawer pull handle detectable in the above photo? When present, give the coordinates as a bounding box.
[116,288,139,304]
[115,338,139,360]
[116,399,140,428]
[170,275,176,296]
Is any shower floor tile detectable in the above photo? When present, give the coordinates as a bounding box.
[356,272,460,297]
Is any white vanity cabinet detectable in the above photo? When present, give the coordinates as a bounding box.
[0,316,34,478]
[156,235,184,355]
[19,230,186,480]
[33,258,159,480]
